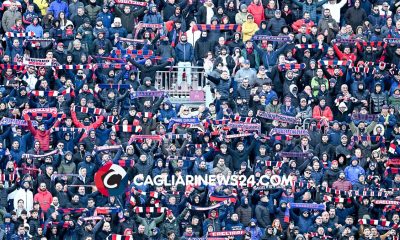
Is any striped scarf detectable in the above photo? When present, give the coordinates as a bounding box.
[252,35,290,42]
[230,115,256,123]
[335,38,363,43]
[129,135,162,142]
[133,206,167,213]
[295,44,318,49]
[323,195,351,203]
[108,234,132,240]
[361,41,384,47]
[0,173,18,183]
[168,156,196,161]
[318,60,351,66]
[74,106,103,115]
[278,63,306,71]
[114,125,142,133]
[111,50,153,56]
[31,90,60,97]
[53,127,84,134]
[321,187,389,198]
[57,208,86,214]
[98,84,130,90]
[22,57,52,67]
[192,24,241,32]
[0,64,25,71]
[352,67,370,73]
[164,134,188,139]
[106,116,120,124]
[190,201,225,211]
[358,219,398,228]
[265,161,283,167]
[96,207,121,215]
[4,31,35,38]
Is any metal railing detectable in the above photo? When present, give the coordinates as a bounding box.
[137,66,208,106]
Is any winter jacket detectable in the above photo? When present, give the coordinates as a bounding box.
[33,189,53,212]
[26,119,60,151]
[255,203,271,228]
[26,24,43,38]
[2,9,22,32]
[344,165,365,184]
[247,2,265,25]
[291,0,328,22]
[206,75,231,100]
[241,21,259,42]
[48,0,69,19]
[175,42,194,62]
[267,17,287,36]
[13,188,34,212]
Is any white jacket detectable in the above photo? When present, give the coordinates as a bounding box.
[13,188,33,212]
[323,0,347,23]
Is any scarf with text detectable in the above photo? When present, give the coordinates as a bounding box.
[225,133,253,139]
[384,38,400,44]
[270,128,309,136]
[351,113,379,121]
[168,118,200,129]
[0,117,38,127]
[208,231,246,237]
[95,145,122,152]
[252,35,290,42]
[279,152,312,158]
[95,207,121,215]
[98,84,130,90]
[114,0,148,6]
[130,91,165,99]
[227,122,261,132]
[257,111,299,124]
[22,57,52,67]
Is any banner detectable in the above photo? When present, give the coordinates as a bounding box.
[22,57,52,67]
[0,117,38,127]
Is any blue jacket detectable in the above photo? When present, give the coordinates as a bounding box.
[26,24,44,38]
[175,42,194,62]
[378,114,396,139]
[344,165,365,184]
[254,43,287,67]
[48,0,69,19]
[97,12,114,29]
[109,26,128,41]
[158,101,177,122]
[143,12,163,24]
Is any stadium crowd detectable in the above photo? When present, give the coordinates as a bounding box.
[2,0,400,239]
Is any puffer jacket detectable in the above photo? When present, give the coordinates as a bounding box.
[370,90,387,113]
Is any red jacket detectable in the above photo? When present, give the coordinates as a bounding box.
[247,2,265,25]
[71,110,105,141]
[26,118,60,151]
[292,19,314,33]
[333,44,357,62]
[34,189,53,212]
[312,105,333,121]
